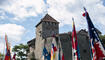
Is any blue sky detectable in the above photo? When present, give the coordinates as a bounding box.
[0,0,105,53]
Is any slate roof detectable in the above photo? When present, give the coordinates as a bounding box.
[36,14,59,27]
[27,38,35,47]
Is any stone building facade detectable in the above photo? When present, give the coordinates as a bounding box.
[27,14,92,60]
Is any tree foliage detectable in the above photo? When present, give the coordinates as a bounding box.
[100,35,105,46]
[0,53,4,59]
[0,53,4,57]
[12,44,28,60]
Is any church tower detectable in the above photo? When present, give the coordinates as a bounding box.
[35,14,59,59]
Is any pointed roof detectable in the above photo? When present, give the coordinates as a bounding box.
[36,14,59,27]
[41,14,58,22]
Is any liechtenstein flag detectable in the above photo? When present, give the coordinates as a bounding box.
[83,7,105,60]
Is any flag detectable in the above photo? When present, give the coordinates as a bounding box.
[83,7,105,60]
[51,37,57,60]
[12,53,16,60]
[4,34,11,60]
[5,34,9,50]
[42,46,50,60]
[58,37,65,60]
[72,18,80,60]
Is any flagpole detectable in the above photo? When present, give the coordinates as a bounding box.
[3,40,5,60]
[83,7,93,60]
[72,17,74,60]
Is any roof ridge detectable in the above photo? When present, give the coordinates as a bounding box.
[41,14,59,23]
[36,14,59,27]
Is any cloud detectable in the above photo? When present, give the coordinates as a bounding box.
[0,24,25,42]
[0,42,5,53]
[47,0,86,27]
[47,0,105,34]
[0,0,47,20]
[0,0,105,34]
[0,9,7,20]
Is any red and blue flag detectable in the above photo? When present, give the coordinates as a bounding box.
[83,7,105,60]
[72,19,80,60]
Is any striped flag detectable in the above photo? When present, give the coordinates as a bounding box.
[4,34,11,60]
[51,37,57,60]
[58,37,64,60]
[72,18,80,60]
[83,7,105,60]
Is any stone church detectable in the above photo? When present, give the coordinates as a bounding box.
[27,14,100,60]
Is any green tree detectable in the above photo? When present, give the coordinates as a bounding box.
[0,53,3,56]
[12,44,28,60]
[100,35,105,47]
[0,53,4,59]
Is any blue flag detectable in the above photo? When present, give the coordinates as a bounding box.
[43,47,50,60]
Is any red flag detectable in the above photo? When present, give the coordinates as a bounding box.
[72,19,80,60]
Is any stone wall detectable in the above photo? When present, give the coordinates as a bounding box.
[35,23,44,59]
[77,30,91,60]
[57,31,91,60]
[59,33,72,60]
[42,22,59,39]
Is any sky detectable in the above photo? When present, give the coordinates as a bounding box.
[0,0,105,53]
